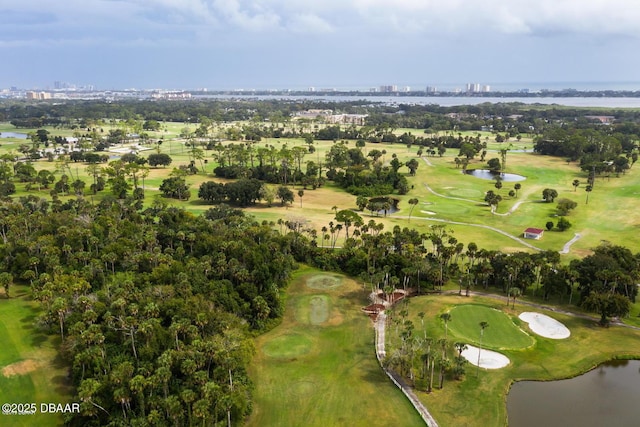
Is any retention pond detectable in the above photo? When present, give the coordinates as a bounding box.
[507,360,640,427]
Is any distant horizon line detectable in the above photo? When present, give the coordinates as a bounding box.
[9,80,640,93]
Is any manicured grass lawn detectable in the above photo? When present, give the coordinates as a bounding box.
[406,149,640,253]
[0,285,73,427]
[445,304,534,350]
[247,267,424,427]
[5,119,639,255]
[404,294,640,426]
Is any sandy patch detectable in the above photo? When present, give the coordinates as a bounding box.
[461,345,510,369]
[309,295,329,325]
[2,359,39,377]
[519,312,570,339]
[421,210,437,215]
[109,145,154,154]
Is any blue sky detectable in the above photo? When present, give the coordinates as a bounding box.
[2,0,639,90]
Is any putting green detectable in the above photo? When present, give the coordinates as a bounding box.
[446,304,534,350]
[262,334,313,359]
[306,274,343,290]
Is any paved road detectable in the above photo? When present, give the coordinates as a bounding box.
[559,233,582,254]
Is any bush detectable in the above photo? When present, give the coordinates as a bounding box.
[556,198,577,216]
[557,217,572,231]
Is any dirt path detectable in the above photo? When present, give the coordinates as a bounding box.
[421,157,434,167]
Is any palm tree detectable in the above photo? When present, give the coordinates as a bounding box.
[477,321,489,377]
[298,189,304,208]
[440,313,451,339]
[418,311,426,338]
[509,287,521,309]
[572,179,580,191]
[454,342,468,357]
[514,183,521,197]
[585,185,593,204]
[408,198,419,223]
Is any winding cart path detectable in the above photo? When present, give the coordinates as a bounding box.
[372,300,439,426]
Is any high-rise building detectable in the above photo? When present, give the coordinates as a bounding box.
[26,91,51,100]
[466,83,481,93]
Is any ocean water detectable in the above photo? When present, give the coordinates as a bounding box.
[197,94,640,108]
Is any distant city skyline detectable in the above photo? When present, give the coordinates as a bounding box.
[11,80,640,93]
[2,1,640,90]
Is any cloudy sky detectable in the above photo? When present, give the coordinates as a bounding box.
[2,0,639,90]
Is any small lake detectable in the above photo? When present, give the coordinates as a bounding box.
[464,169,526,182]
[507,360,640,427]
[0,132,28,139]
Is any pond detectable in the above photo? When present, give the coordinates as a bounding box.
[464,169,526,182]
[507,360,640,427]
[0,132,29,139]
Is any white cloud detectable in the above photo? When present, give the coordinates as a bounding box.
[286,13,334,34]
[2,0,640,51]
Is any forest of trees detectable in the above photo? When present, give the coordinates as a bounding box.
[0,197,297,426]
[1,97,640,423]
[534,127,638,176]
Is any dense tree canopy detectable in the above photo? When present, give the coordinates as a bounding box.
[0,196,297,426]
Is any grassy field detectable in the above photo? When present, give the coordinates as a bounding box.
[4,120,639,255]
[0,285,73,427]
[402,294,640,426]
[445,304,534,350]
[2,120,640,425]
[247,267,424,427]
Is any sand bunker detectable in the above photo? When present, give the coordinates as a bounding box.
[421,210,437,215]
[2,360,39,377]
[519,312,570,339]
[461,346,510,369]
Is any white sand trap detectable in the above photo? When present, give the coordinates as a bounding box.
[461,345,510,369]
[421,210,437,215]
[519,312,570,339]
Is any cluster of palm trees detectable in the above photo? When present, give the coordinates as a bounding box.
[383,302,492,391]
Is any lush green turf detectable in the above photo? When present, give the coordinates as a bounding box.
[0,285,73,427]
[403,149,640,254]
[445,304,534,350]
[247,267,424,427]
[5,119,640,255]
[3,119,640,426]
[403,294,640,427]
